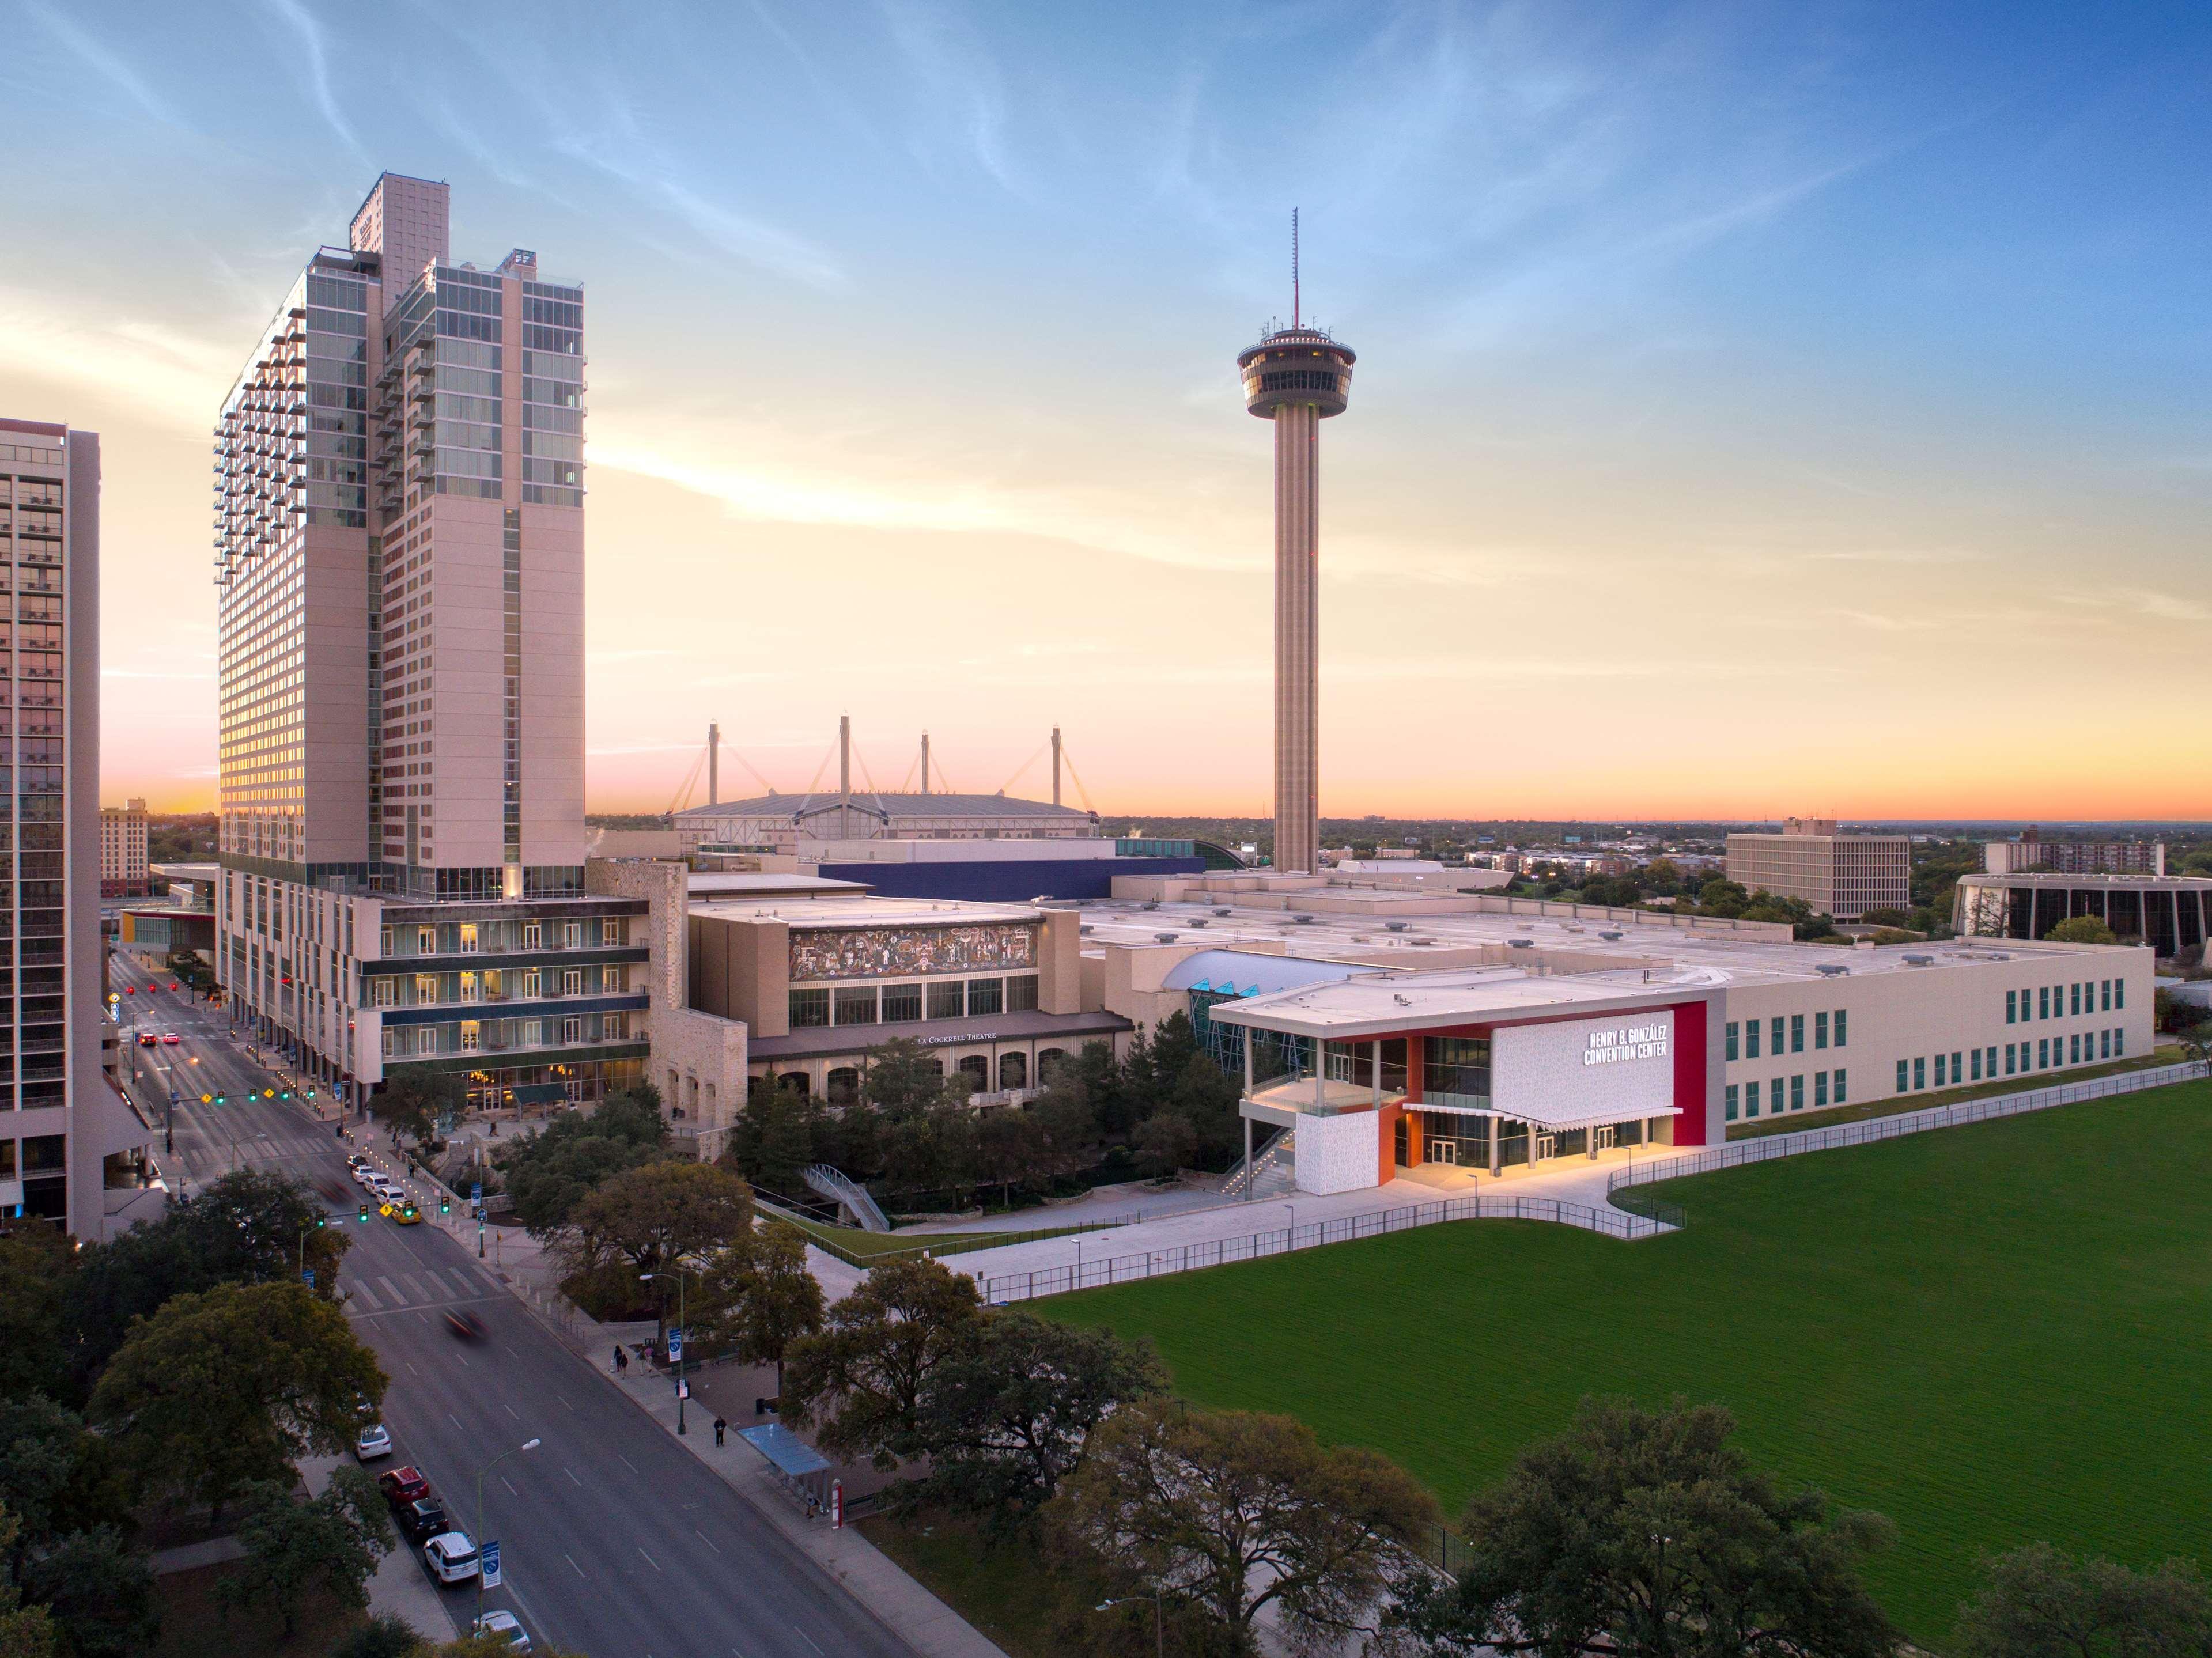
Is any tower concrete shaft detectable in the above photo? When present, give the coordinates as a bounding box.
[1272,402,1320,875]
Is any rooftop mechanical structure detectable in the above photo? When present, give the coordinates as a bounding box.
[1238,215,1354,876]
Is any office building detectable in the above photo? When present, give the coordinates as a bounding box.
[0,418,154,1236]
[214,174,644,1114]
[1725,818,1909,921]
[1983,832,2165,876]
[1954,871,2211,957]
[1237,228,1356,876]
[100,797,148,896]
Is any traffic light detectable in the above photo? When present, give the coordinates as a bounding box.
[279,1089,292,1100]
[315,1214,326,1228]
[214,1092,226,1105]
[305,1088,317,1100]
[169,983,179,993]
[439,1195,450,1214]
[357,1200,369,1224]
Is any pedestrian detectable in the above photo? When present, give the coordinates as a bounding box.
[612,1345,623,1375]
[713,1415,727,1447]
[616,1346,629,1376]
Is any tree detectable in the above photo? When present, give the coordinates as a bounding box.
[0,1397,126,1566]
[782,1257,981,1468]
[1030,1076,1102,1181]
[0,1232,72,1405]
[215,1467,392,1640]
[972,1107,1051,1207]
[0,1511,55,1658]
[1050,1399,1439,1656]
[695,1221,825,1392]
[724,1082,818,1196]
[1956,1543,2212,1658]
[862,1039,964,1118]
[1070,1041,1137,1140]
[17,1525,156,1658]
[2047,916,2119,946]
[497,1086,670,1239]
[1392,1396,1899,1658]
[910,1312,1164,1531]
[89,1280,386,1525]
[328,1614,428,1658]
[1859,907,1914,929]
[1131,1112,1197,1179]
[560,1160,753,1346]
[372,1069,467,1150]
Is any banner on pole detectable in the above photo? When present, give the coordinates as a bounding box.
[480,1539,501,1587]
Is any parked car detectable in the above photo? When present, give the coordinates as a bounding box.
[376,1465,432,1505]
[471,1611,531,1651]
[422,1531,479,1585]
[397,1497,450,1545]
[345,1154,370,1174]
[354,1423,392,1461]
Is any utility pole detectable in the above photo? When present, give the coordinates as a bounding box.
[838,714,851,797]
[707,721,719,807]
[920,730,929,796]
[1052,726,1062,807]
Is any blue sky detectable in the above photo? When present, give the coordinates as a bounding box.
[5,1,2207,815]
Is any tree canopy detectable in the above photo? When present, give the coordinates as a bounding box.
[496,1085,670,1237]
[559,1158,753,1343]
[216,1467,391,1638]
[695,1220,824,1390]
[2045,916,2119,946]
[1392,1396,1899,1658]
[782,1256,981,1468]
[1955,1543,2212,1658]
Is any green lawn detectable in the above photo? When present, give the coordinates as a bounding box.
[781,1216,1005,1260]
[1050,1078,2212,1649]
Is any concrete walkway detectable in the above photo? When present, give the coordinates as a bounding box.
[300,1452,459,1644]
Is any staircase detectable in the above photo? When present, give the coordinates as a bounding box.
[1222,1128,1296,1202]
[803,1163,890,1233]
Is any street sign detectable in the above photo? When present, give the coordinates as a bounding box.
[667,1328,683,1364]
[480,1539,501,1588]
[302,1269,315,1288]
[471,1183,483,1202]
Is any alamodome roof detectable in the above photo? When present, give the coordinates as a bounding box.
[675,790,1094,823]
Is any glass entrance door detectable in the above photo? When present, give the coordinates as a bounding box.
[1595,1125,1617,1151]
[1428,1140,1457,1165]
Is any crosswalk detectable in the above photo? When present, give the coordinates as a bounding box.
[343,1260,506,1315]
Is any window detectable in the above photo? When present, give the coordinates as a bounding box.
[999,1051,1027,1091]
[1770,1017,1784,1055]
[415,973,437,1004]
[459,971,479,1003]
[834,986,879,1025]
[1816,1071,1829,1107]
[1937,1054,1949,1087]
[1971,1048,1982,1081]
[967,978,1004,1016]
[459,1020,479,1052]
[380,927,395,958]
[1744,1085,1759,1118]
[1745,1020,1761,1059]
[1725,1084,1740,1121]
[523,922,542,949]
[2037,1038,2048,1069]
[1896,1059,1908,1092]
[1790,1014,1804,1054]
[1834,1009,1847,1047]
[564,922,583,949]
[1424,1036,1492,1103]
[2039,986,2050,1020]
[1814,1011,1828,1050]
[562,970,583,996]
[2069,1033,2079,1063]
[1835,1068,1847,1102]
[2100,1029,2111,1059]
[826,1068,860,1106]
[2100,978,2111,1011]
[1006,975,1039,1013]
[956,1055,990,1090]
[2116,1028,2126,1055]
[418,926,435,954]
[2070,983,2081,1016]
[522,968,541,997]
[2006,989,2017,1024]
[1725,1022,1739,1062]
[927,980,965,1020]
[789,987,830,1028]
[1950,1050,1962,1084]
[371,977,396,1007]
[1913,1057,1926,1090]
[881,983,922,1023]
[460,923,479,953]
[561,1016,583,1044]
[1791,1074,1805,1111]
[1769,1077,1786,1114]
[2004,1044,2016,1074]
[2115,978,2125,1010]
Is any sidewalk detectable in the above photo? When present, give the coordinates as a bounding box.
[300,1452,457,1644]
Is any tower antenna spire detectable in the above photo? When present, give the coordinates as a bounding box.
[1292,206,1300,328]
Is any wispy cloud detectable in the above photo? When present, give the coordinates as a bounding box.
[1827,609,1939,633]
[29,6,185,128]
[2072,586,2212,625]
[1807,548,1989,566]
[263,0,363,157]
[0,286,233,427]
[876,0,1027,199]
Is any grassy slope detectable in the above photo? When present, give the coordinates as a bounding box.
[1049,1079,2212,1647]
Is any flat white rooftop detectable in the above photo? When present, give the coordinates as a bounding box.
[690,895,1042,930]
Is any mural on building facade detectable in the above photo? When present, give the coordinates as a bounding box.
[791,923,1037,981]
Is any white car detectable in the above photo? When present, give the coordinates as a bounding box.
[472,1611,531,1651]
[422,1531,479,1585]
[371,1178,407,1205]
[355,1423,392,1460]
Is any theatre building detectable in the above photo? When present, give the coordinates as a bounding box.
[683,896,1129,1106]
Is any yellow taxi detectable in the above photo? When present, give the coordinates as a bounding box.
[391,1201,423,1226]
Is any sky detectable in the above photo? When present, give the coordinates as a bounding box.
[2,0,2208,821]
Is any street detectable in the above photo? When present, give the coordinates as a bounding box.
[114,949,924,1658]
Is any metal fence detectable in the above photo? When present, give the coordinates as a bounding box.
[1608,1059,2207,1201]
[975,1192,1685,1304]
[758,1191,1139,1270]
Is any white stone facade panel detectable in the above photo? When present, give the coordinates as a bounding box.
[1492,1010,1676,1125]
[1293,1109,1378,1195]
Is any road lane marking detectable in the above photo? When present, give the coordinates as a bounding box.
[564,1553,584,1578]
[455,1353,470,1368]
[618,1453,637,1473]
[563,1467,581,1486]
[350,1281,382,1309]
[377,1275,404,1305]
[501,1477,517,1496]
[405,1362,419,1377]
[694,1527,720,1554]
[637,1546,662,1573]
[555,1394,574,1411]
[399,1274,426,1300]
[504,1403,519,1419]
[450,1414,466,1430]
[793,1629,823,1655]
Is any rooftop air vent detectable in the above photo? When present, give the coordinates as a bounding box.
[1079,925,1094,936]
[1213,908,1233,917]
[1141,901,1159,911]
[1155,933,1179,943]
[1189,918,1209,927]
[1385,921,1409,932]
[1293,913,1317,923]
[1508,938,1535,949]
[1410,936,1437,946]
[1393,993,1412,1006]
[1814,962,1850,976]
[1903,953,1934,966]
[1599,930,1624,941]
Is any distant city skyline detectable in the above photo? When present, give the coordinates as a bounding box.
[4,1,2207,819]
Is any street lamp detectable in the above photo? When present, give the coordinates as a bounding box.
[1095,1592,1164,1658]
[641,1269,690,1434]
[474,1437,541,1628]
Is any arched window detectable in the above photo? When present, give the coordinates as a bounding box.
[956,1055,990,1092]
[1038,1048,1068,1083]
[777,1070,810,1098]
[999,1051,1027,1091]
[826,1066,860,1106]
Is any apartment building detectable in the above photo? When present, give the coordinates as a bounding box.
[1725,817,1909,921]
[0,419,154,1236]
[214,174,641,1114]
[100,797,148,897]
[1983,833,2165,876]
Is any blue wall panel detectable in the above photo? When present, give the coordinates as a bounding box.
[815,857,1205,903]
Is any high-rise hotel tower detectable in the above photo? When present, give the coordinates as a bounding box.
[1237,277,1355,877]
[214,174,647,1114]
